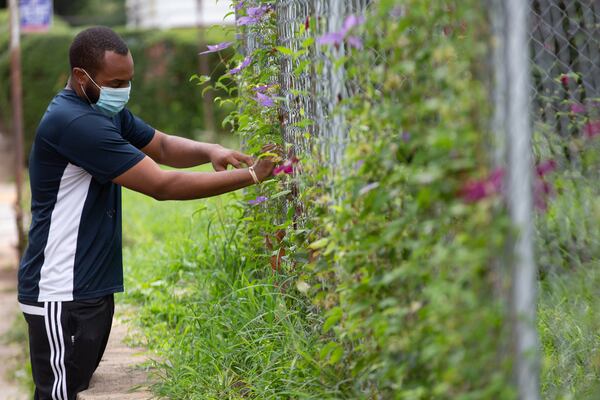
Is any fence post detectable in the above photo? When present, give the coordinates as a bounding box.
[504,0,540,399]
[8,0,26,259]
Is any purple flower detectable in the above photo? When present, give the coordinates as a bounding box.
[199,41,234,55]
[255,92,275,107]
[402,131,411,142]
[317,32,345,46]
[318,13,365,50]
[341,15,365,35]
[570,103,586,114]
[248,196,268,205]
[237,16,259,26]
[229,56,252,75]
[358,182,379,196]
[235,1,245,11]
[247,5,269,18]
[346,36,363,49]
[253,83,275,93]
[390,6,405,18]
[354,159,365,170]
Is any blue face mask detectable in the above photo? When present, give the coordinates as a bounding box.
[80,69,131,116]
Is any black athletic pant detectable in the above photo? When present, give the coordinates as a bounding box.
[20,294,114,400]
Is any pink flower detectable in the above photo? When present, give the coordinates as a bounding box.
[461,168,504,203]
[584,120,600,138]
[462,163,556,211]
[536,159,557,176]
[570,103,586,114]
[560,74,569,87]
[255,92,275,107]
[274,157,299,175]
[229,56,252,75]
[199,41,234,55]
[534,179,553,211]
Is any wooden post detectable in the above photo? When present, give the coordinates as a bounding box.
[8,0,26,258]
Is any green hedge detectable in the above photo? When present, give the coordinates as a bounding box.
[0,18,234,157]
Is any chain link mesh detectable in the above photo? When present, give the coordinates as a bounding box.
[274,0,370,167]
[529,1,600,271]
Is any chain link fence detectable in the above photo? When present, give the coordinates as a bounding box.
[529,1,600,273]
[274,0,370,170]
[235,1,600,397]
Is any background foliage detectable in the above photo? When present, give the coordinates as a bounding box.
[0,12,235,157]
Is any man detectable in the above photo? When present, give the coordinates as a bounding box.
[17,26,276,400]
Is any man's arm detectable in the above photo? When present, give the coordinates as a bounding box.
[113,145,277,201]
[141,129,253,170]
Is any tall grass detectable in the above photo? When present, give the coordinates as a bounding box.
[121,185,340,399]
[539,263,600,400]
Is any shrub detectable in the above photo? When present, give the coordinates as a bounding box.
[0,21,234,157]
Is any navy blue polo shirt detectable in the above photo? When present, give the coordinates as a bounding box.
[18,89,155,302]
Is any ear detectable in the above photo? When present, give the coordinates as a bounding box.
[72,68,87,86]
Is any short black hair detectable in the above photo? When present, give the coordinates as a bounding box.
[69,26,129,75]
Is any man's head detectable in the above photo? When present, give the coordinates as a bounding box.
[69,26,134,104]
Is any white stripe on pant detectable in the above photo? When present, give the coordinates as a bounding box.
[44,302,68,400]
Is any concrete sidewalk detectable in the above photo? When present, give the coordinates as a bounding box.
[77,308,154,400]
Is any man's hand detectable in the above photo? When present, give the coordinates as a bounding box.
[210,144,255,171]
[253,144,283,181]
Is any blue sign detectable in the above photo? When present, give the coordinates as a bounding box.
[20,0,53,33]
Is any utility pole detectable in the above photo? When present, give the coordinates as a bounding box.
[196,0,216,139]
[8,0,26,258]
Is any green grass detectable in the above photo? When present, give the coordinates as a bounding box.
[539,263,600,400]
[1,308,34,394]
[120,169,331,399]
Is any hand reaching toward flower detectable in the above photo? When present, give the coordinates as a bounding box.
[210,145,255,171]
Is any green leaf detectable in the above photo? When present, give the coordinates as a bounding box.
[323,306,343,332]
[308,238,329,250]
[275,46,295,56]
[271,190,292,200]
